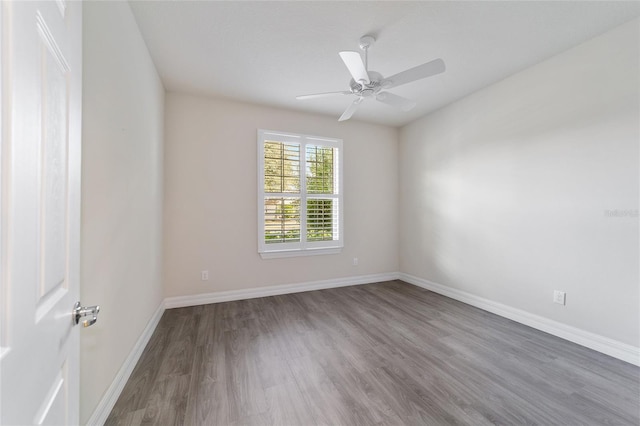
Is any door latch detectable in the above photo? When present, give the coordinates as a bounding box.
[72,302,100,327]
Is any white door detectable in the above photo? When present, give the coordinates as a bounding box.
[0,1,84,424]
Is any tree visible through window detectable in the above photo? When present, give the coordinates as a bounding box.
[258,130,343,257]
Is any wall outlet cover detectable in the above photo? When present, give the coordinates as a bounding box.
[553,290,566,305]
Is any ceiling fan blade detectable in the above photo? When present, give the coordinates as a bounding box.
[339,51,369,84]
[296,91,352,100]
[338,98,363,122]
[376,92,416,111]
[382,58,445,89]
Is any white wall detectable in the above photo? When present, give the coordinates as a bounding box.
[80,2,164,423]
[400,19,639,347]
[164,93,398,297]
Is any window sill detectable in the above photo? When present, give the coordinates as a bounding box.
[259,247,342,259]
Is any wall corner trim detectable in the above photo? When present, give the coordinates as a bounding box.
[399,272,640,367]
[164,272,401,309]
[86,302,166,426]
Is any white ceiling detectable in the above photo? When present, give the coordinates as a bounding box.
[129,1,640,127]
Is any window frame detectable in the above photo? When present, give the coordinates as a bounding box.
[257,129,344,259]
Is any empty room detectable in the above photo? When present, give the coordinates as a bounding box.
[1,1,638,425]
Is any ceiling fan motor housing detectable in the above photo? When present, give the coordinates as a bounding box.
[350,71,383,97]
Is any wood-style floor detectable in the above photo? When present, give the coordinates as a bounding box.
[106,280,640,425]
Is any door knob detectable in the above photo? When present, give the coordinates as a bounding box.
[72,302,100,327]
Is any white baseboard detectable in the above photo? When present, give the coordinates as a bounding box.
[164,272,400,309]
[399,272,640,367]
[86,302,166,426]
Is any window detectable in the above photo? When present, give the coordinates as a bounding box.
[258,130,343,258]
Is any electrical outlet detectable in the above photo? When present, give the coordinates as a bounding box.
[352,257,358,266]
[553,290,566,305]
[201,270,209,281]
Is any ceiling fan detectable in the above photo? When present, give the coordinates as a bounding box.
[296,35,445,122]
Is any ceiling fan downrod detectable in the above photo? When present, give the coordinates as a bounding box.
[359,35,375,72]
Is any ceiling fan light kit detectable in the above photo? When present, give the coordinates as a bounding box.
[297,34,446,122]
